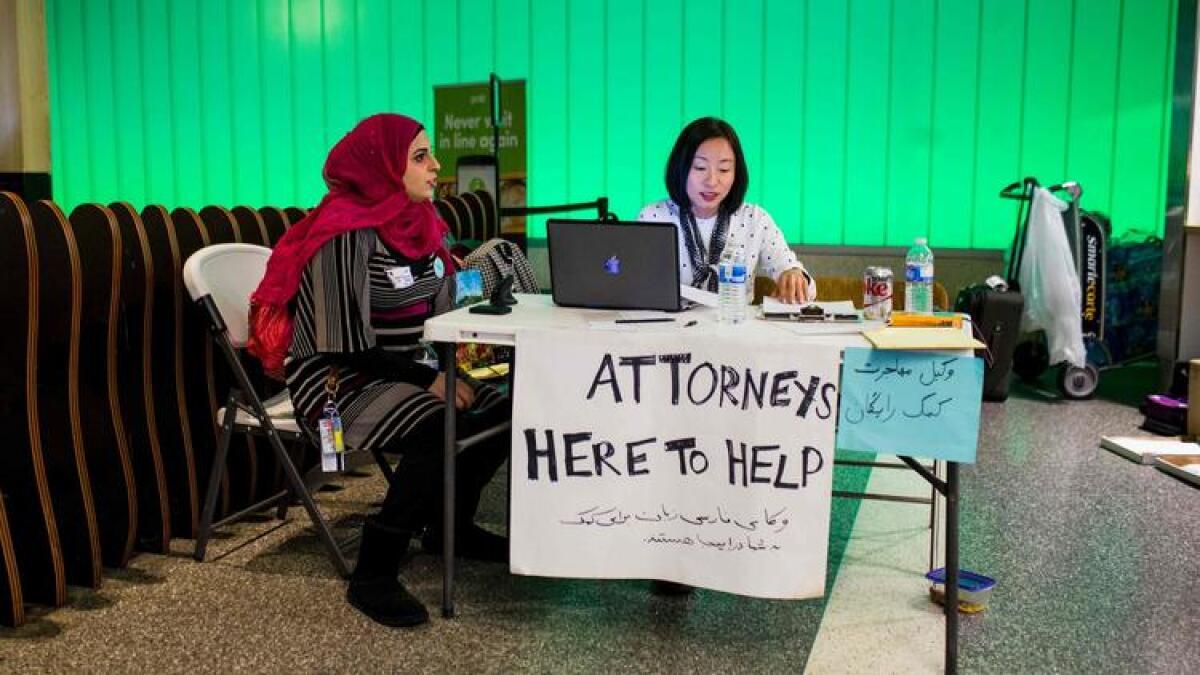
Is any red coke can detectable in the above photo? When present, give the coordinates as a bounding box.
[863,267,893,320]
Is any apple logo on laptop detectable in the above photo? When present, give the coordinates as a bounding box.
[603,255,620,275]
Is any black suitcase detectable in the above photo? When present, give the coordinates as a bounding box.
[955,284,1025,401]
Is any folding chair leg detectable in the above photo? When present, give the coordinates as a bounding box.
[371,450,399,489]
[266,428,352,577]
[274,439,305,522]
[195,391,239,561]
[275,491,290,521]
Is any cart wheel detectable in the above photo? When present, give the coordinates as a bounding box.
[1058,363,1099,400]
[1013,340,1049,382]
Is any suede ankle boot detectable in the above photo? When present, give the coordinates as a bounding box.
[651,580,696,596]
[346,518,429,627]
[421,523,508,563]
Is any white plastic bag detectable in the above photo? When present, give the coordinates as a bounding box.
[1018,188,1087,368]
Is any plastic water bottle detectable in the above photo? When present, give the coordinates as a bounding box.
[905,237,935,315]
[718,246,748,325]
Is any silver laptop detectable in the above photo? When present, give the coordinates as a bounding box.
[547,219,691,311]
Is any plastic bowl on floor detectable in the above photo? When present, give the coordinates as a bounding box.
[925,568,996,613]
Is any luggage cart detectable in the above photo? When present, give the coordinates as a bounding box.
[999,177,1108,399]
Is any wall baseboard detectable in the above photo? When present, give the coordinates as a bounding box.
[0,173,52,202]
[526,239,1008,304]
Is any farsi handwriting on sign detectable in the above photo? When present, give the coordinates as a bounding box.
[854,356,913,382]
[564,505,791,532]
[902,392,954,419]
[696,534,742,551]
[719,506,759,532]
[645,532,780,551]
[561,506,631,526]
[646,533,695,546]
[763,507,790,533]
[844,391,896,424]
[635,504,679,523]
[919,358,958,386]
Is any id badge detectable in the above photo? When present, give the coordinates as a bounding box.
[318,411,345,472]
[386,266,415,289]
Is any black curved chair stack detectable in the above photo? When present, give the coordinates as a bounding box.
[0,189,522,626]
[0,192,300,626]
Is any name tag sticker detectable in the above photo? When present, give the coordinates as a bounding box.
[386,266,415,289]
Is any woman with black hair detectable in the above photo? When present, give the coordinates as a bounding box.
[638,116,815,303]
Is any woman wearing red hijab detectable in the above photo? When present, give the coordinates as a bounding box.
[250,114,508,627]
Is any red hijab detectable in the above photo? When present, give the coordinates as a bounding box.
[248,113,452,377]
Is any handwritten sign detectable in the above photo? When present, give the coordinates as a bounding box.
[835,348,984,463]
[511,329,841,599]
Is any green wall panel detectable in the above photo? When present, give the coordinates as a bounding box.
[388,1,426,128]
[885,0,935,248]
[230,0,266,206]
[423,0,457,123]
[682,0,724,125]
[527,0,567,238]
[323,0,360,150]
[724,0,765,215]
[1065,0,1121,218]
[640,0,683,219]
[289,0,325,204]
[802,0,846,245]
[929,0,979,250]
[761,0,804,242]
[566,0,605,205]
[1111,0,1176,233]
[458,0,495,83]
[842,0,890,246]
[199,0,235,203]
[606,0,644,217]
[355,0,389,125]
[47,0,1178,247]
[168,0,204,209]
[259,0,295,207]
[972,0,1027,249]
[1020,0,1073,189]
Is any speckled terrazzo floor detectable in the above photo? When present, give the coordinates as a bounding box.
[1,361,1196,673]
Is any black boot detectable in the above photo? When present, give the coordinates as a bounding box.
[651,580,696,596]
[421,522,508,563]
[421,425,510,563]
[346,518,429,627]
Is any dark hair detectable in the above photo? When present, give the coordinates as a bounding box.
[664,117,749,217]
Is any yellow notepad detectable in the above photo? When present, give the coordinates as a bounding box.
[862,327,985,350]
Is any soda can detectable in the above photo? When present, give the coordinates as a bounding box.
[863,266,893,320]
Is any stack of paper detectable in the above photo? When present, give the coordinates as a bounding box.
[1154,454,1200,486]
[862,327,984,350]
[1100,436,1200,465]
[761,297,859,316]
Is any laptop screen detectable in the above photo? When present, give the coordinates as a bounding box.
[547,219,683,311]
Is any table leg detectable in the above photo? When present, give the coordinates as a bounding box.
[945,462,959,675]
[441,341,457,619]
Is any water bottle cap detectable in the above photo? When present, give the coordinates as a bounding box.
[914,237,927,245]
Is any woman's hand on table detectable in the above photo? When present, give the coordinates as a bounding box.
[428,372,476,410]
[772,268,811,304]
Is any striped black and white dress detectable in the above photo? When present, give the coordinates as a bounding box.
[285,228,502,453]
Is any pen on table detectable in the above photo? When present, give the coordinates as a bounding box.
[614,318,675,324]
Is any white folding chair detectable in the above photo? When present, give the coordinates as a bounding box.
[182,244,354,575]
